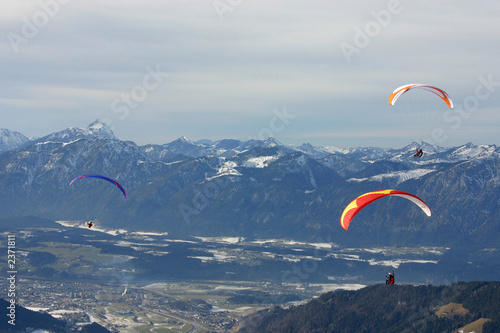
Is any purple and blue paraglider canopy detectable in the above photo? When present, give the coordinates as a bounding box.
[69,174,127,198]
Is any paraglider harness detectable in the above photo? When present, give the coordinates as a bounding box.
[386,269,395,285]
[414,148,423,158]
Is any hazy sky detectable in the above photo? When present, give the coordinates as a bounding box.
[1,0,499,148]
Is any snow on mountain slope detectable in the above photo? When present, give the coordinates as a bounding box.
[242,156,279,168]
[206,160,242,180]
[348,168,436,185]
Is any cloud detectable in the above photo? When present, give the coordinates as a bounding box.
[1,0,499,148]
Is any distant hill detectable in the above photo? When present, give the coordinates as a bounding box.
[0,298,111,332]
[0,216,60,231]
[0,298,67,332]
[231,281,500,333]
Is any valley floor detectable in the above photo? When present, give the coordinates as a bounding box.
[0,222,469,332]
[5,277,363,332]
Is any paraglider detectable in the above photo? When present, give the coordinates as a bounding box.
[414,148,424,158]
[386,269,395,285]
[69,174,127,198]
[69,175,126,229]
[340,189,431,230]
[388,83,454,109]
[341,190,431,284]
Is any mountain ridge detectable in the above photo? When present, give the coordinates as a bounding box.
[231,281,500,333]
[0,121,498,249]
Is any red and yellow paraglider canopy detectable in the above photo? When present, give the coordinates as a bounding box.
[340,189,431,230]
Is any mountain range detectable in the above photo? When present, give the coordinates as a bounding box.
[0,120,499,251]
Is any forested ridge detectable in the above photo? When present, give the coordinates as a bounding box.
[232,281,500,333]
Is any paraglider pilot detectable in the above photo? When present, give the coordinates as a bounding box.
[386,270,395,285]
[86,221,93,228]
[414,148,423,158]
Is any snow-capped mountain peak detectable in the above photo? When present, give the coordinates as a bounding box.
[87,119,115,139]
[0,128,30,152]
[34,120,116,144]
[449,142,497,160]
